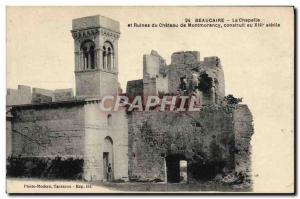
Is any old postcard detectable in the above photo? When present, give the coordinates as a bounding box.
[6,6,294,194]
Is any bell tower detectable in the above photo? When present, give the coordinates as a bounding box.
[71,15,120,98]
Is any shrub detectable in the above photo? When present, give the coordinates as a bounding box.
[6,156,83,179]
[224,94,242,105]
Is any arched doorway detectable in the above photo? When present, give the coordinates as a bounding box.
[103,136,113,182]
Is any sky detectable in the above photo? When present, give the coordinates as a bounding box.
[6,6,294,192]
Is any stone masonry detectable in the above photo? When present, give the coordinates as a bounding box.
[127,49,253,186]
[7,15,253,188]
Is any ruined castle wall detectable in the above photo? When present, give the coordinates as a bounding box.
[233,104,253,184]
[143,77,156,98]
[171,51,200,65]
[54,88,74,101]
[143,54,160,79]
[200,57,225,104]
[32,87,55,104]
[126,79,143,99]
[7,85,32,106]
[168,51,200,95]
[167,64,196,94]
[128,107,236,182]
[143,52,168,96]
[6,117,12,158]
[156,74,168,95]
[167,53,225,106]
[10,103,85,158]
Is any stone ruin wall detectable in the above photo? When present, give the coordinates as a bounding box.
[167,52,225,105]
[133,51,225,107]
[7,85,74,106]
[7,102,86,179]
[233,105,254,186]
[143,51,168,97]
[126,79,143,100]
[10,103,85,158]
[128,104,253,184]
[128,107,235,182]
[7,85,32,106]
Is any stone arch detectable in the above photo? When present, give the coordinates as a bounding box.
[80,40,96,69]
[103,136,114,181]
[102,46,106,69]
[102,41,114,71]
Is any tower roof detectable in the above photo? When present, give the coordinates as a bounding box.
[72,15,120,33]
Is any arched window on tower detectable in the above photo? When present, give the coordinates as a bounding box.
[81,40,96,70]
[102,41,114,72]
[103,46,106,69]
[90,45,95,69]
[107,47,112,71]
